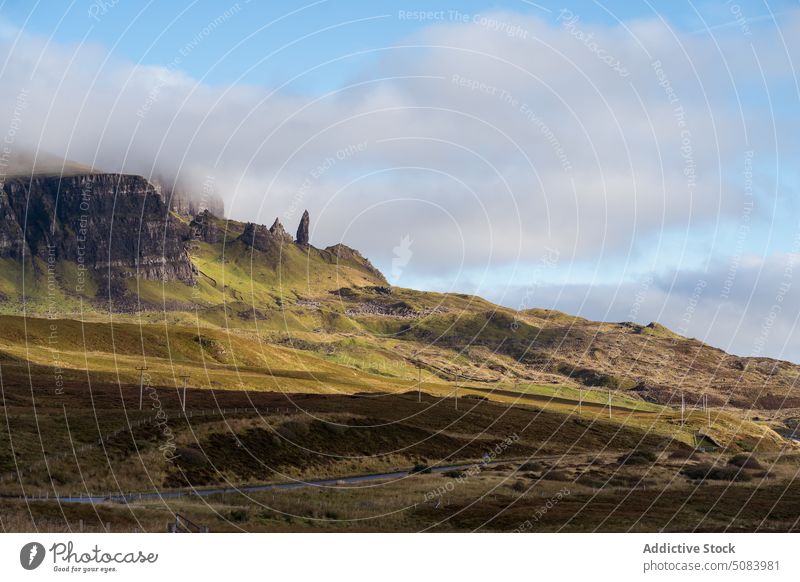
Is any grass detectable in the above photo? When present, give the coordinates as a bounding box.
[469,381,663,412]
[0,372,796,532]
[0,378,787,501]
[0,310,786,467]
[618,449,658,465]
[4,448,800,532]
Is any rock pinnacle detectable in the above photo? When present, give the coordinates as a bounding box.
[296,210,310,245]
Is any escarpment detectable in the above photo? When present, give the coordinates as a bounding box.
[0,173,195,283]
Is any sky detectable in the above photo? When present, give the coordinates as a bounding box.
[1,0,799,361]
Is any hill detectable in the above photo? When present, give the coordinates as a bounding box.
[0,171,798,412]
[1,170,798,533]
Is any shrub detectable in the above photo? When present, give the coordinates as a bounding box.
[681,463,751,482]
[543,469,571,481]
[618,449,658,465]
[229,508,250,523]
[277,419,310,439]
[411,463,432,474]
[49,470,69,486]
[728,454,764,470]
[511,480,527,492]
[320,421,348,436]
[443,470,465,479]
[668,449,700,460]
[176,447,208,467]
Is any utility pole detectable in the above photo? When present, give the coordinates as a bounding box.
[681,393,685,425]
[179,374,190,412]
[417,362,422,403]
[136,365,148,410]
[608,390,612,420]
[578,388,582,414]
[455,386,458,411]
[705,395,710,427]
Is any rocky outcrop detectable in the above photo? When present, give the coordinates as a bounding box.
[344,301,448,319]
[238,214,304,250]
[0,173,195,283]
[296,210,310,245]
[239,222,279,252]
[269,218,294,244]
[323,243,388,285]
[190,209,228,244]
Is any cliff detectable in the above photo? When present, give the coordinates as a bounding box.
[0,173,195,284]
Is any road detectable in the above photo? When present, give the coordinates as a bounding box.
[33,457,545,505]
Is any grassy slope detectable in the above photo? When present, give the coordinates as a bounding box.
[0,310,786,461]
[0,211,793,456]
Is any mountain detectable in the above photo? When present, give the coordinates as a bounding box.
[0,171,386,311]
[0,171,797,411]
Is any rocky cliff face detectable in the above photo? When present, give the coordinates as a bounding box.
[239,222,283,252]
[0,173,195,284]
[190,210,222,244]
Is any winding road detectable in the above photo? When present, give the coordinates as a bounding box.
[28,457,546,505]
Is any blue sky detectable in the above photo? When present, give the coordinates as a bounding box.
[1,0,799,361]
[4,0,797,90]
